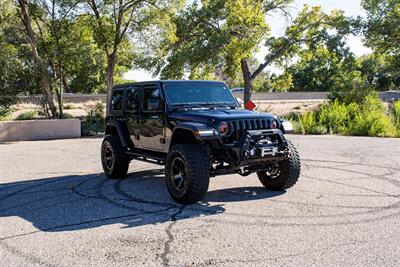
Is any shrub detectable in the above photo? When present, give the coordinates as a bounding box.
[393,101,400,125]
[0,106,12,120]
[291,95,398,137]
[81,102,105,135]
[0,108,12,121]
[61,113,74,119]
[298,112,327,134]
[63,103,75,110]
[15,110,37,121]
[348,110,396,137]
[391,101,400,136]
[283,112,301,122]
[318,100,353,134]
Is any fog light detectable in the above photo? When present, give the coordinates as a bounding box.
[250,148,256,156]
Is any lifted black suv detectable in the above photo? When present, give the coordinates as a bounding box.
[101,80,300,203]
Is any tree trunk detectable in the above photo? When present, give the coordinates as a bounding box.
[18,0,58,118]
[241,59,253,105]
[106,52,117,115]
[56,65,63,118]
[59,65,64,118]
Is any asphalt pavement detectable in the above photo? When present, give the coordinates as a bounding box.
[0,135,399,266]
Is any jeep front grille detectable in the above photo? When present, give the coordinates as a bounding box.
[225,119,271,142]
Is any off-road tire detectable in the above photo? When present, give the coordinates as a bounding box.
[257,141,300,190]
[101,135,130,179]
[165,144,210,204]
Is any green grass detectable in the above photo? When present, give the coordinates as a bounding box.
[15,110,38,121]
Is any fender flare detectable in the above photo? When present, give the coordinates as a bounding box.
[172,122,219,142]
[105,120,130,147]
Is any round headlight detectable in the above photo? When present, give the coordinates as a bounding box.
[271,119,278,129]
[219,122,230,136]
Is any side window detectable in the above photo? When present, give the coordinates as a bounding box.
[143,87,161,112]
[126,87,141,112]
[111,89,123,111]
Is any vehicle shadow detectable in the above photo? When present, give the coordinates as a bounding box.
[0,169,285,235]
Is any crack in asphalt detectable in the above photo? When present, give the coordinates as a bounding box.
[193,235,397,266]
[302,158,399,171]
[159,205,187,267]
[1,146,399,265]
[0,241,58,267]
[0,207,175,242]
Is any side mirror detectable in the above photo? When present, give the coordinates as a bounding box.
[147,98,161,111]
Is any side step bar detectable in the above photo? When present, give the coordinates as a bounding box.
[126,148,166,165]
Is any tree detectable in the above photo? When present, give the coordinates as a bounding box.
[271,72,292,92]
[213,58,272,92]
[362,0,400,87]
[357,53,395,91]
[282,41,357,92]
[0,0,37,116]
[84,0,177,108]
[16,0,58,118]
[144,1,353,104]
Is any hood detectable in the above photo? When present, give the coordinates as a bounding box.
[169,108,276,125]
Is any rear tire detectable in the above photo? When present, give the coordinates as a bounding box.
[101,135,130,179]
[165,144,210,204]
[257,141,300,190]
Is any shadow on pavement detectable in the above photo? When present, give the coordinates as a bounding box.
[0,169,285,235]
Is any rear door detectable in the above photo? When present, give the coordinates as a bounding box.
[125,86,142,147]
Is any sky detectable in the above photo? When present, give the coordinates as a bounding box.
[124,0,371,81]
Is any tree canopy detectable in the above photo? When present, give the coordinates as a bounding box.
[140,1,359,103]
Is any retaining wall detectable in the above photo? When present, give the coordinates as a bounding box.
[0,119,81,142]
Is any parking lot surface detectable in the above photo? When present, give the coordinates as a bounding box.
[1,135,400,266]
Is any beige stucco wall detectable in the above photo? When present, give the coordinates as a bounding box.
[0,119,81,142]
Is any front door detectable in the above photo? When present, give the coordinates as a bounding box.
[138,85,166,151]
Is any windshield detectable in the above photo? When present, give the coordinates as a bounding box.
[164,83,237,106]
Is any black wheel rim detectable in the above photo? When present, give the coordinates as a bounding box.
[103,143,114,170]
[170,157,187,191]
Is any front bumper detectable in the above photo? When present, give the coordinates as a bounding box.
[223,128,289,165]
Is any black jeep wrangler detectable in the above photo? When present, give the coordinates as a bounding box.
[101,80,300,204]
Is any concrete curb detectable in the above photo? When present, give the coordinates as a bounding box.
[0,119,81,142]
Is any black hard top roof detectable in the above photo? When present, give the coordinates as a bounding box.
[113,80,227,89]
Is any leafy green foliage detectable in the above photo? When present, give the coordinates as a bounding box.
[295,96,398,137]
[362,0,400,88]
[141,0,291,78]
[0,0,40,114]
[392,101,400,135]
[271,72,293,92]
[81,102,105,135]
[15,110,38,121]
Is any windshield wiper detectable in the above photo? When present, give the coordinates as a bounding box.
[201,103,235,109]
[171,103,209,110]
